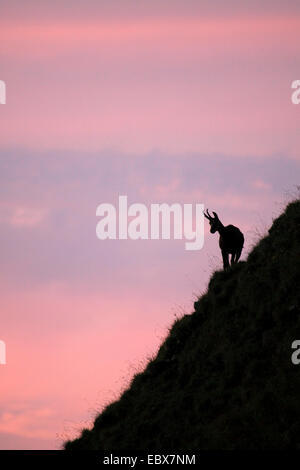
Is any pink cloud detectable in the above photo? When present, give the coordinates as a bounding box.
[1,16,299,57]
[252,179,272,191]
[0,408,55,440]
[0,286,172,447]
[1,15,299,156]
[0,203,47,227]
[0,2,299,449]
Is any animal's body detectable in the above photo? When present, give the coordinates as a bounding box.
[204,210,244,269]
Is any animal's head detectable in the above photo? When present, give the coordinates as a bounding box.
[204,209,220,233]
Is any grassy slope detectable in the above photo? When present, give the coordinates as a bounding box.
[65,200,300,450]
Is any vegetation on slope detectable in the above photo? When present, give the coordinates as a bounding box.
[65,199,300,450]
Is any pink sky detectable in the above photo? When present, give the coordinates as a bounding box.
[0,1,300,449]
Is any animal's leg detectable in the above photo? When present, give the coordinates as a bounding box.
[222,250,230,269]
[235,247,242,263]
[230,253,236,265]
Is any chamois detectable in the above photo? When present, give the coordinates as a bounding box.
[204,209,244,269]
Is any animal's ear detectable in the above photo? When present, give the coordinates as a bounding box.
[212,211,219,220]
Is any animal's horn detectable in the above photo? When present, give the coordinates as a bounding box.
[204,209,212,220]
[203,209,210,220]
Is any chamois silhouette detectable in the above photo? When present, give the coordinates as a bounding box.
[204,209,244,269]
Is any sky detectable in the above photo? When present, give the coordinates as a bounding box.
[0,0,300,449]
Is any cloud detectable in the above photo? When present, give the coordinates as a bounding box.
[0,149,298,294]
[1,0,299,450]
[0,406,55,440]
[2,0,300,22]
[0,202,47,227]
[2,16,299,58]
[1,9,299,155]
[0,431,55,450]
[252,179,272,190]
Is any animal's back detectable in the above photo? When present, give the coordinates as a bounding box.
[220,224,244,253]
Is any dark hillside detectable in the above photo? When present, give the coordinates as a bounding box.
[65,200,300,450]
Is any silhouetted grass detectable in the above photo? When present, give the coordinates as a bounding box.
[64,199,300,450]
